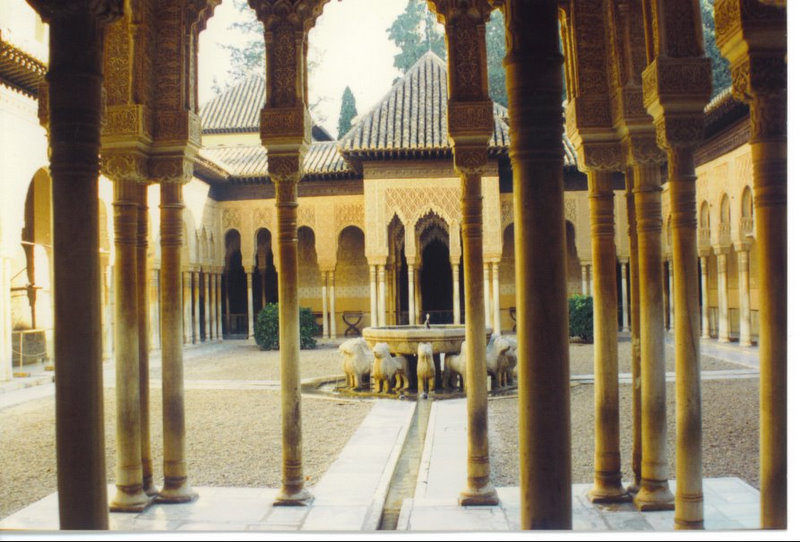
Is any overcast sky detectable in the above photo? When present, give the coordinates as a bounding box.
[199,0,412,136]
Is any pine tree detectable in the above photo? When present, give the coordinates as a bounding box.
[485,10,507,108]
[700,0,732,97]
[219,0,265,86]
[337,86,358,139]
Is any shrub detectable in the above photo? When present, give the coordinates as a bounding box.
[568,294,593,343]
[255,303,317,350]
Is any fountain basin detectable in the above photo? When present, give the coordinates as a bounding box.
[361,325,492,356]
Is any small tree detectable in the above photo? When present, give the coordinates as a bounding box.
[337,86,358,139]
[255,303,317,350]
[568,294,593,343]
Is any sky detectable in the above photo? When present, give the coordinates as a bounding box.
[198,0,412,137]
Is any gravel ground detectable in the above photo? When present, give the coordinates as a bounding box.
[1,337,757,521]
[488,378,759,490]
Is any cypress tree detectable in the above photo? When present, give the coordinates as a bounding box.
[337,86,358,139]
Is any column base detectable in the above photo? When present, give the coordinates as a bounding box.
[633,480,674,511]
[274,486,314,506]
[588,479,632,504]
[156,478,198,504]
[110,486,154,513]
[718,337,730,343]
[458,484,499,506]
[626,478,641,495]
[675,518,705,530]
[142,475,159,497]
[740,339,752,347]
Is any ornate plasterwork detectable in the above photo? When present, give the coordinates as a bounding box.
[28,0,124,24]
[334,203,364,234]
[385,186,460,230]
[101,151,149,183]
[222,208,242,232]
[448,101,494,138]
[149,154,194,183]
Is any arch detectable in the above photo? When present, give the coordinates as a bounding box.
[720,193,731,225]
[253,227,278,315]
[700,201,710,229]
[414,212,453,323]
[333,226,369,330]
[223,229,247,337]
[415,210,450,255]
[565,220,581,295]
[298,226,323,314]
[387,214,408,324]
[500,223,515,328]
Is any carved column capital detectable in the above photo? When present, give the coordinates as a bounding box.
[149,154,195,184]
[102,150,150,184]
[27,0,124,24]
[623,133,666,167]
[453,146,488,177]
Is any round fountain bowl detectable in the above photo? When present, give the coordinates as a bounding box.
[361,325,492,356]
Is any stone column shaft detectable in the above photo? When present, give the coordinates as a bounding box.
[158,181,194,503]
[700,256,710,338]
[150,268,160,348]
[415,267,421,324]
[204,272,211,341]
[45,7,115,528]
[492,261,501,333]
[504,0,571,527]
[329,271,336,339]
[620,262,629,332]
[407,264,415,325]
[625,179,643,492]
[667,259,675,331]
[737,248,752,345]
[136,184,154,497]
[587,171,626,503]
[321,272,328,338]
[632,163,673,511]
[716,250,729,342]
[182,271,191,344]
[246,270,254,339]
[216,273,223,340]
[369,265,378,327]
[483,262,491,324]
[274,172,311,504]
[452,263,461,325]
[669,147,703,527]
[192,270,199,343]
[110,179,147,511]
[378,265,387,327]
[581,264,589,296]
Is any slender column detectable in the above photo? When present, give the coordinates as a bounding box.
[667,259,674,332]
[586,171,627,503]
[581,264,589,296]
[378,265,387,327]
[700,255,710,338]
[407,263,415,325]
[483,262,491,324]
[272,163,311,505]
[452,263,461,325]
[204,271,211,342]
[110,179,147,511]
[224,269,230,335]
[182,271,191,344]
[150,268,161,349]
[715,249,730,342]
[103,264,113,360]
[620,261,629,332]
[158,181,195,503]
[737,246,752,346]
[215,272,222,340]
[245,268,254,339]
[492,261,501,333]
[135,184,155,497]
[369,265,377,327]
[0,254,10,381]
[503,0,571,527]
[260,267,267,308]
[632,163,673,511]
[321,272,328,338]
[329,271,336,339]
[667,147,704,527]
[415,267,422,324]
[37,4,120,528]
[192,270,200,343]
[625,177,643,493]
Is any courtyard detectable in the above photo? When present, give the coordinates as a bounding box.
[0,335,760,532]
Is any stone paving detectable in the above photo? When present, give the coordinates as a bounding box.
[0,336,771,534]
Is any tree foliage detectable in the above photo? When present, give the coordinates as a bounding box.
[568,294,593,343]
[255,303,318,351]
[337,86,358,139]
[700,0,732,97]
[386,1,508,107]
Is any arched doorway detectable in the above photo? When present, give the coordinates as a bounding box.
[335,226,369,334]
[253,228,278,318]
[387,215,407,325]
[223,229,247,338]
[417,212,452,324]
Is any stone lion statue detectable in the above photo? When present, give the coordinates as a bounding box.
[339,337,373,391]
[416,342,436,398]
[443,340,467,391]
[372,342,409,394]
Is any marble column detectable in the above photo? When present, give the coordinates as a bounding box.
[150,268,161,349]
[700,255,710,339]
[35,3,121,528]
[586,170,627,503]
[216,272,223,340]
[378,265,387,327]
[715,248,730,342]
[667,259,675,332]
[110,179,148,512]
[483,262,491,324]
[502,0,571,527]
[136,184,154,497]
[492,261,501,334]
[632,163,673,511]
[204,271,211,342]
[737,245,752,346]
[407,263,415,325]
[415,267,422,324]
[329,271,337,339]
[321,271,328,338]
[625,175,643,493]
[103,265,113,360]
[158,180,195,503]
[192,270,200,343]
[369,265,377,327]
[245,268,254,339]
[581,264,589,296]
[620,261,629,332]
[452,263,461,325]
[182,271,191,344]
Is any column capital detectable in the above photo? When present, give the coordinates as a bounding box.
[150,153,195,184]
[248,0,328,32]
[102,150,150,184]
[28,0,123,24]
[733,239,753,253]
[712,245,730,256]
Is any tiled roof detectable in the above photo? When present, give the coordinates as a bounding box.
[338,52,509,158]
[197,141,356,183]
[0,32,46,98]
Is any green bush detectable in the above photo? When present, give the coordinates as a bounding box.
[255,303,317,350]
[568,294,593,343]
